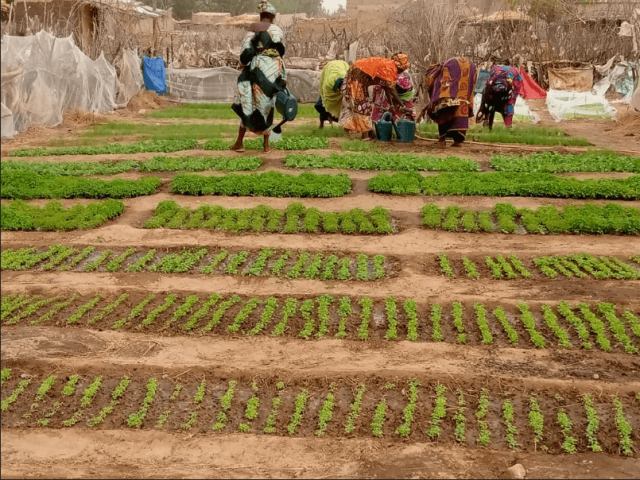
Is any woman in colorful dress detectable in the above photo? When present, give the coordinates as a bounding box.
[371,71,416,123]
[230,1,286,153]
[420,57,477,147]
[476,63,523,130]
[338,53,412,137]
[315,59,349,128]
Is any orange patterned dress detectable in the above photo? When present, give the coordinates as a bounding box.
[338,57,399,132]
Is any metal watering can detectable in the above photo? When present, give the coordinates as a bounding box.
[393,115,416,142]
[375,112,394,142]
[272,88,298,137]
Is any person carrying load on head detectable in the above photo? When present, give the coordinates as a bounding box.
[371,71,416,124]
[419,57,477,147]
[338,53,412,138]
[315,59,349,128]
[476,62,523,130]
[231,1,287,153]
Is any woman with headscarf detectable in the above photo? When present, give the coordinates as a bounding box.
[371,71,416,123]
[420,57,477,147]
[230,1,286,153]
[476,63,523,130]
[338,53,412,137]
[315,59,349,128]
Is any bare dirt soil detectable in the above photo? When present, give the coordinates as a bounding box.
[1,105,639,479]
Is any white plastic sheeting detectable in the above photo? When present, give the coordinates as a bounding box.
[546,89,617,122]
[1,31,143,138]
[166,66,320,104]
[116,49,144,107]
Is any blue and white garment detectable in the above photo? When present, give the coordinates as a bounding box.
[231,24,286,134]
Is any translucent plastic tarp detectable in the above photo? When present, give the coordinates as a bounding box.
[166,66,320,104]
[473,94,539,124]
[546,89,616,122]
[1,31,142,138]
[0,31,119,136]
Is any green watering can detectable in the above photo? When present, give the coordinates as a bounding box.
[273,88,298,135]
[393,115,416,142]
[375,112,394,142]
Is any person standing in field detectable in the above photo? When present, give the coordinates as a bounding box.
[371,71,416,123]
[230,1,286,153]
[338,53,413,138]
[315,59,349,128]
[476,62,523,130]
[420,57,477,147]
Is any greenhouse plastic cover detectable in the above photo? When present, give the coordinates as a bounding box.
[1,31,142,138]
[546,89,616,122]
[166,66,320,104]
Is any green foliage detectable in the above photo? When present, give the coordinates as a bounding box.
[452,302,465,343]
[428,385,447,438]
[491,151,640,173]
[438,253,454,277]
[29,375,56,412]
[430,303,443,342]
[204,136,329,151]
[528,396,544,446]
[476,388,491,446]
[272,298,298,336]
[463,257,479,279]
[1,200,124,231]
[385,297,398,340]
[503,400,520,451]
[474,302,493,344]
[1,172,161,200]
[264,395,283,434]
[396,379,420,437]
[315,384,336,436]
[2,379,31,411]
[345,383,366,434]
[112,294,154,329]
[371,399,387,437]
[171,171,351,198]
[335,297,352,339]
[557,301,592,349]
[127,378,158,428]
[285,153,480,171]
[67,294,102,324]
[404,299,419,341]
[540,305,572,348]
[494,306,519,345]
[517,303,546,348]
[583,394,602,452]
[368,172,640,200]
[287,389,309,435]
[201,295,240,332]
[557,410,578,454]
[9,139,198,157]
[612,395,634,455]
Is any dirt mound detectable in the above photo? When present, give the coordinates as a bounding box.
[126,90,171,112]
[61,110,99,129]
[614,109,640,135]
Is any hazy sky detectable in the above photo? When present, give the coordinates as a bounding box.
[323,0,347,12]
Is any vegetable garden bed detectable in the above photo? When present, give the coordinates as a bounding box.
[421,203,640,235]
[144,201,394,234]
[368,172,640,200]
[1,200,124,231]
[0,367,636,454]
[2,292,638,353]
[434,253,640,281]
[0,245,392,281]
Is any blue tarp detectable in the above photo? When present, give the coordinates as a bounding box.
[475,68,490,94]
[143,56,166,95]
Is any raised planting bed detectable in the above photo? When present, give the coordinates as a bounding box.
[1,157,262,176]
[421,203,640,235]
[284,153,480,172]
[368,172,640,200]
[0,245,393,281]
[1,200,125,231]
[2,292,638,354]
[0,367,637,454]
[490,151,640,173]
[171,171,352,198]
[144,200,394,234]
[1,172,162,200]
[7,139,198,157]
[434,253,640,281]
